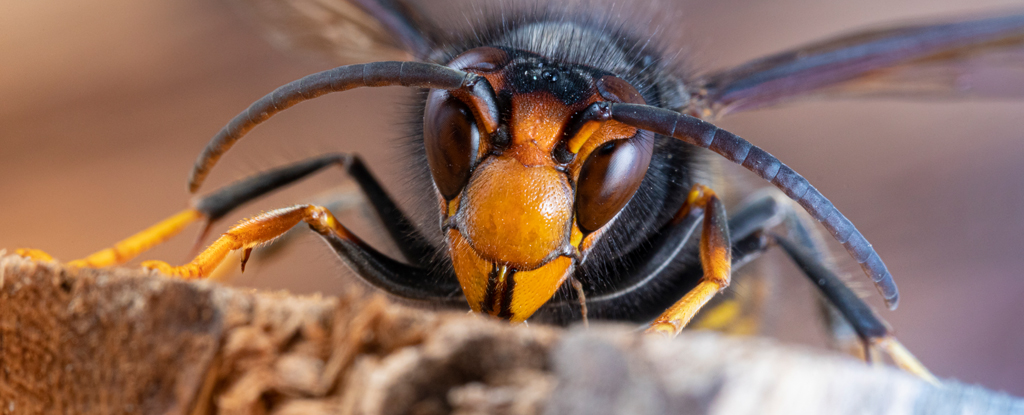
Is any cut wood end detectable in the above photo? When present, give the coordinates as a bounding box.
[0,254,1020,415]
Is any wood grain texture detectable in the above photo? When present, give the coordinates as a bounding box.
[0,254,1020,415]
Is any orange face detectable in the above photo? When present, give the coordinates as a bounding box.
[423,47,652,322]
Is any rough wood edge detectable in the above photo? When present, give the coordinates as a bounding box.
[0,254,1021,415]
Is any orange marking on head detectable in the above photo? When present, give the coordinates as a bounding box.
[510,92,574,156]
[479,72,507,95]
[505,142,553,167]
[458,156,573,270]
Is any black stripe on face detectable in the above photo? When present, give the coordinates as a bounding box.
[481,263,500,314]
[498,270,517,319]
[478,264,518,320]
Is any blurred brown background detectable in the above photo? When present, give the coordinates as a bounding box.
[2,0,1022,395]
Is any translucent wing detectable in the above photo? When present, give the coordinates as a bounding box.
[695,11,1024,117]
[226,0,437,63]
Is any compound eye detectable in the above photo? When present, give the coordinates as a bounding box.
[424,90,480,200]
[575,133,654,233]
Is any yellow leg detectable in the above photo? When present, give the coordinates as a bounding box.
[647,280,725,336]
[16,248,56,262]
[72,209,203,267]
[17,209,204,268]
[691,271,770,336]
[143,205,345,279]
[18,155,365,269]
[646,185,732,337]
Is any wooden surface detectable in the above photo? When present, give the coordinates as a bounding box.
[1,254,1021,415]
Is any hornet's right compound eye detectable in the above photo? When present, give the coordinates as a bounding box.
[423,90,480,200]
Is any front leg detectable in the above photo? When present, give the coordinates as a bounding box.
[143,204,463,304]
[701,192,937,383]
[19,153,434,269]
[646,184,732,336]
[18,154,350,269]
[142,205,340,278]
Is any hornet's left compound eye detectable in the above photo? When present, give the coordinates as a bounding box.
[424,90,480,200]
[572,75,652,233]
[575,133,654,233]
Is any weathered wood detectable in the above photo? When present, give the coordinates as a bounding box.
[1,254,1021,415]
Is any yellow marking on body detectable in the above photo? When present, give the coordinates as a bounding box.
[508,256,573,323]
[691,300,761,336]
[692,300,741,330]
[570,226,583,249]
[567,120,601,153]
[447,198,460,218]
[694,276,769,335]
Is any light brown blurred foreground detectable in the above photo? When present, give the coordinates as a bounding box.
[1,254,1021,415]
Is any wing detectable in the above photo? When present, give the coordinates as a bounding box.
[225,0,437,63]
[694,11,1024,117]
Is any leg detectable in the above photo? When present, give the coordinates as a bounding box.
[17,209,203,268]
[646,184,732,336]
[535,188,845,327]
[692,190,847,337]
[546,185,935,381]
[20,155,345,267]
[191,153,435,265]
[689,192,791,335]
[532,187,775,324]
[704,192,937,383]
[20,153,433,268]
[770,234,937,383]
[246,184,364,261]
[143,204,463,303]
